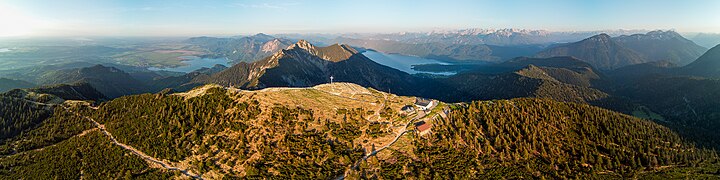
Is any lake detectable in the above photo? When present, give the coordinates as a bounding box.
[362,51,456,75]
[148,56,229,73]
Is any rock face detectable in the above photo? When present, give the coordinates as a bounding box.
[186,33,293,63]
[194,40,425,94]
[261,39,284,53]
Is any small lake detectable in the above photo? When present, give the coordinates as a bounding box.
[148,56,229,73]
[362,51,456,75]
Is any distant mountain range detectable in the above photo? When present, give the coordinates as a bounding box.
[324,37,543,62]
[10,33,718,106]
[186,33,293,63]
[189,30,710,66]
[691,33,720,48]
[535,34,646,69]
[182,40,611,104]
[4,31,720,178]
[614,30,707,65]
[536,31,707,69]
[190,40,425,95]
[283,28,649,46]
[279,29,709,65]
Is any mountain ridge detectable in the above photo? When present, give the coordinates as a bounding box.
[536,31,706,69]
[681,44,720,78]
[190,40,425,95]
[535,33,647,69]
[614,30,707,65]
[36,65,147,98]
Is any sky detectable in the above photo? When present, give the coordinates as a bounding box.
[0,0,719,37]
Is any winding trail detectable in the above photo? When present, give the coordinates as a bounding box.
[5,98,203,179]
[65,107,204,179]
[352,129,414,168]
[337,104,429,179]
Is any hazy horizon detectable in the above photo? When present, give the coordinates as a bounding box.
[1,0,720,37]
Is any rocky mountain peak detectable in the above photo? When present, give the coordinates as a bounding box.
[618,30,683,41]
[589,33,612,42]
[288,39,317,51]
[284,40,358,62]
[261,39,284,53]
[646,30,681,37]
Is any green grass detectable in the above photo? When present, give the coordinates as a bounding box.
[631,106,665,121]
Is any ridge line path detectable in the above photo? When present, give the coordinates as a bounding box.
[64,107,204,179]
[226,84,389,124]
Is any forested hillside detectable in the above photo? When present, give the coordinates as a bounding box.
[36,65,147,98]
[350,98,720,179]
[1,84,717,179]
[614,76,720,149]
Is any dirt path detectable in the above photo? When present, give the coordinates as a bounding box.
[65,107,204,179]
[336,98,436,179]
[8,98,201,178]
[337,109,425,179]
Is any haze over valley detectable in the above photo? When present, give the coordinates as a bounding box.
[1,0,720,179]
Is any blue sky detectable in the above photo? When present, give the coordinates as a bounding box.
[1,0,719,36]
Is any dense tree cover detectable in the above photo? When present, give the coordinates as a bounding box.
[0,107,93,155]
[245,129,364,178]
[0,83,107,155]
[0,131,173,179]
[615,76,720,149]
[69,87,369,178]
[429,69,608,103]
[242,105,365,178]
[0,97,52,141]
[77,87,259,162]
[5,82,718,178]
[356,98,719,178]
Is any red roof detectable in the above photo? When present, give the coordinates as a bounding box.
[416,123,431,132]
